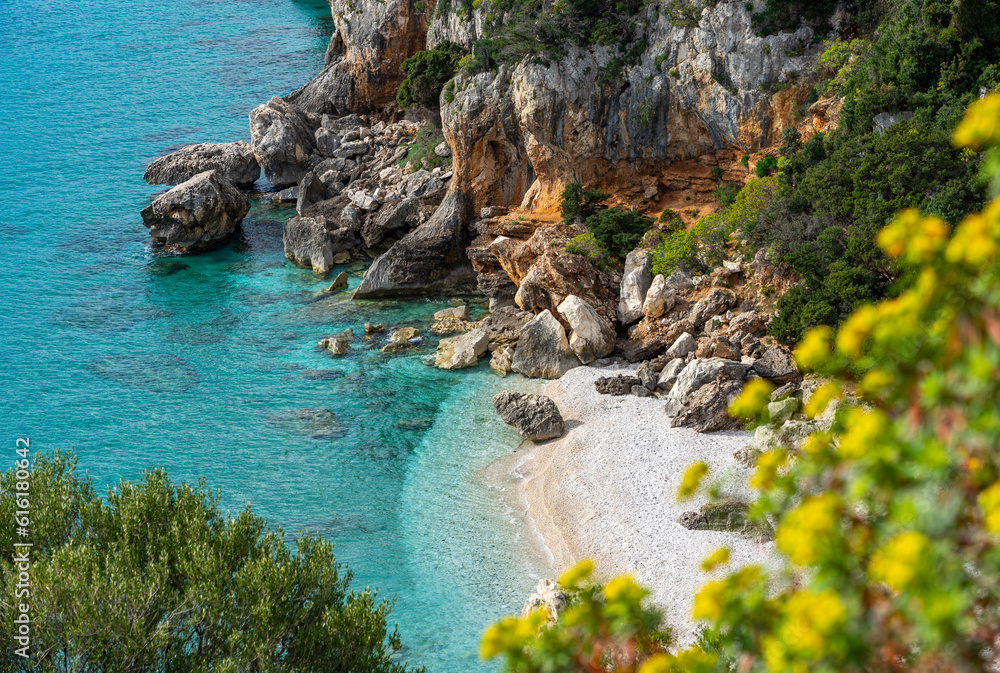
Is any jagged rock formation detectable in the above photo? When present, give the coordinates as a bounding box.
[140,170,249,252]
[144,142,260,187]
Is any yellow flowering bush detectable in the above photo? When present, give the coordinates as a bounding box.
[483,88,1000,673]
[481,559,671,672]
[679,95,1000,672]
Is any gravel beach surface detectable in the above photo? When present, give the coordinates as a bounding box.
[500,364,773,645]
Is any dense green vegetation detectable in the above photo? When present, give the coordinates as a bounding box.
[560,182,653,260]
[746,0,997,343]
[396,41,464,110]
[0,451,412,673]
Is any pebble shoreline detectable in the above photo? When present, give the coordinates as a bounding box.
[502,363,774,645]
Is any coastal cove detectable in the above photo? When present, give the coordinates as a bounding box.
[0,1,546,670]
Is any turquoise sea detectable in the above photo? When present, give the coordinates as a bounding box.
[0,0,541,669]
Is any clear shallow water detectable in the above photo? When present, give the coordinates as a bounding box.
[0,1,541,669]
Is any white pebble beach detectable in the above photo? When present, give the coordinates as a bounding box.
[490,364,773,645]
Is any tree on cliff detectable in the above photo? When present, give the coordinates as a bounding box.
[481,93,1000,672]
[0,451,416,673]
[396,41,464,111]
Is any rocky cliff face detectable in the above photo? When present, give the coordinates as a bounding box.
[440,2,817,213]
[285,0,433,115]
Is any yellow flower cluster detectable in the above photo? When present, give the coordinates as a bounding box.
[868,531,929,591]
[603,574,647,604]
[557,558,594,590]
[860,368,894,397]
[952,92,1000,149]
[876,208,950,264]
[762,589,846,671]
[692,580,725,621]
[945,197,1000,267]
[638,648,718,673]
[838,407,889,460]
[750,449,786,490]
[728,378,774,418]
[978,483,1000,535]
[480,610,547,659]
[803,381,841,419]
[776,493,840,565]
[700,547,731,572]
[677,461,709,501]
[794,325,833,371]
[836,305,878,359]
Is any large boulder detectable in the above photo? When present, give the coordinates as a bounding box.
[492,391,564,441]
[360,197,420,248]
[688,288,736,329]
[665,332,698,359]
[662,357,749,417]
[435,328,489,369]
[556,295,615,364]
[671,379,744,432]
[511,310,580,379]
[143,141,260,187]
[618,250,653,326]
[480,305,533,349]
[140,170,249,252]
[353,190,476,298]
[249,97,319,187]
[284,216,358,275]
[753,345,802,385]
[642,274,677,318]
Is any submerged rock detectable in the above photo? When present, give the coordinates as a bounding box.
[265,408,346,439]
[492,391,564,441]
[143,141,260,187]
[86,354,199,393]
[140,170,249,252]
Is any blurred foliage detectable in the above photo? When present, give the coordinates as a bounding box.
[482,560,674,673]
[684,93,1000,672]
[0,451,413,673]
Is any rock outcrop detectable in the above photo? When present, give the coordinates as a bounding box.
[511,310,580,379]
[557,295,615,364]
[435,328,489,369]
[618,251,653,326]
[662,358,749,418]
[140,170,249,252]
[249,97,319,187]
[521,578,568,621]
[144,141,260,187]
[492,391,565,441]
[353,190,475,298]
[284,215,358,275]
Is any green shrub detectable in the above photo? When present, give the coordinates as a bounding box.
[585,207,654,260]
[397,124,450,171]
[0,451,412,673]
[755,155,778,177]
[710,166,725,181]
[714,183,740,207]
[565,232,613,268]
[650,227,698,276]
[560,181,610,224]
[396,41,465,110]
[658,208,684,231]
